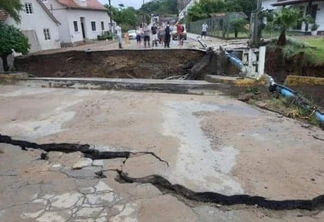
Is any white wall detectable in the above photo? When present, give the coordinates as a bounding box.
[66,10,111,42]
[316,2,324,31]
[5,0,61,52]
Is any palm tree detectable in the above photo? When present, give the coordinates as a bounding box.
[266,7,300,46]
[0,0,22,23]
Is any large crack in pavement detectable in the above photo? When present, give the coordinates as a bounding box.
[1,134,324,212]
[0,134,169,166]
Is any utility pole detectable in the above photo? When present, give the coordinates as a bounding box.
[249,0,262,47]
[142,0,145,27]
[108,0,113,32]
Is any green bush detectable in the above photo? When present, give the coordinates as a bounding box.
[97,31,113,40]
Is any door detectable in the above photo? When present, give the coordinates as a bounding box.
[80,17,86,39]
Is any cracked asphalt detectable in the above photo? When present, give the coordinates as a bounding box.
[0,85,324,221]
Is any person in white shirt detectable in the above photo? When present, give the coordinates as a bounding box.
[201,22,208,40]
[116,24,122,49]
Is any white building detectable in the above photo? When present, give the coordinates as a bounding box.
[3,0,61,53]
[262,0,324,32]
[43,0,114,46]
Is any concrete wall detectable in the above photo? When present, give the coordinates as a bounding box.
[5,0,61,52]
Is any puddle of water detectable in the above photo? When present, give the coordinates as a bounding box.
[162,101,243,195]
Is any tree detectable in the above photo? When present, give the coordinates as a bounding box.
[0,0,22,23]
[230,18,248,38]
[0,22,30,71]
[266,7,301,46]
[104,5,138,31]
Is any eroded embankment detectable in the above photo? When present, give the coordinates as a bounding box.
[14,49,216,79]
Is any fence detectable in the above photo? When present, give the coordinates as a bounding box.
[187,12,249,39]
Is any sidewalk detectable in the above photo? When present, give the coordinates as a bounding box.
[186,32,249,50]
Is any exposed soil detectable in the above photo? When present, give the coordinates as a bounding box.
[265,48,324,83]
[14,49,214,79]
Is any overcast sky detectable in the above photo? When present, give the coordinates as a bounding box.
[98,0,149,9]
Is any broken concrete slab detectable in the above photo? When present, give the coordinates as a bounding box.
[123,154,168,178]
[73,158,93,169]
[1,86,324,221]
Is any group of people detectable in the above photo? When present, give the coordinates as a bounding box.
[135,21,185,49]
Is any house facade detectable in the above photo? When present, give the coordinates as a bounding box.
[262,0,324,32]
[43,0,114,46]
[3,0,61,53]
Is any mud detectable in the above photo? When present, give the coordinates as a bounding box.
[14,49,214,79]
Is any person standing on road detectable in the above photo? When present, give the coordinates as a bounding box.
[116,24,122,49]
[201,22,208,40]
[143,24,151,48]
[151,23,158,47]
[158,23,165,45]
[136,25,143,47]
[164,22,171,48]
[175,21,184,47]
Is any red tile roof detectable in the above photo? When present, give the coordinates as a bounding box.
[0,9,8,21]
[57,0,108,11]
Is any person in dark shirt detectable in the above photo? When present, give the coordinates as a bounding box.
[151,23,158,47]
[164,22,171,48]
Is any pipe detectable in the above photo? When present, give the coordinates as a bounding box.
[265,75,324,124]
[224,51,248,75]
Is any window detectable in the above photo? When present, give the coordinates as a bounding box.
[43,28,51,40]
[25,3,33,14]
[73,21,78,32]
[91,21,96,31]
[101,21,104,31]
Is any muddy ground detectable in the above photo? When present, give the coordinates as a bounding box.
[14,49,217,79]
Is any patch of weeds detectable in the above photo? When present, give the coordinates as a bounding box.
[245,87,260,94]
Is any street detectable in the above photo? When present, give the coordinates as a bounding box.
[0,85,324,221]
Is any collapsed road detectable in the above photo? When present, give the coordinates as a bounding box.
[1,85,324,222]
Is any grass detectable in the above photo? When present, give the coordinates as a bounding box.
[299,37,324,65]
[267,36,324,66]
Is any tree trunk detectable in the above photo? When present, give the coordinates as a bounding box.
[277,30,286,46]
[1,54,9,72]
[234,29,238,38]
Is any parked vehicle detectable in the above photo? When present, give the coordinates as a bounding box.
[127,30,136,39]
